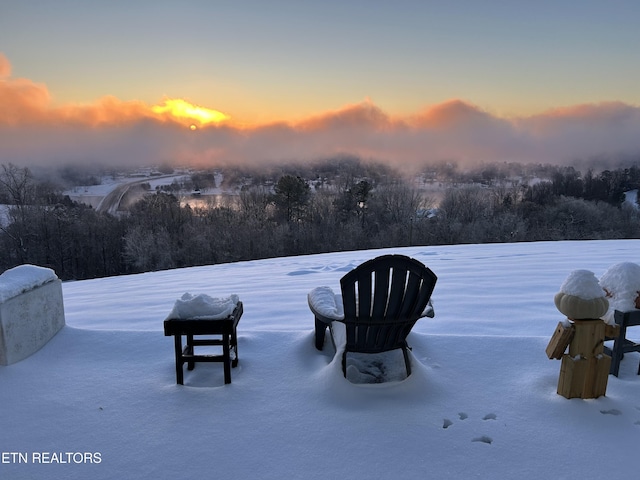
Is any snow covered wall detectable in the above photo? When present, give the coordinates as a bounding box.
[0,265,65,365]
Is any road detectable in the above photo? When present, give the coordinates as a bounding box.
[96,182,132,214]
[95,175,179,214]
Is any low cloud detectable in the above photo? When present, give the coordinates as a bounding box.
[1,53,639,171]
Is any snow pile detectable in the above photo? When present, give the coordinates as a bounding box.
[345,349,408,383]
[558,269,604,299]
[307,286,344,320]
[0,264,58,303]
[600,262,640,323]
[166,292,239,320]
[555,269,608,320]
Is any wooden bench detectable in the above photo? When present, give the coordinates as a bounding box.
[164,302,243,385]
[604,309,640,377]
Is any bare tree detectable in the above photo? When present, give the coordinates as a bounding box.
[0,163,35,206]
[0,163,37,264]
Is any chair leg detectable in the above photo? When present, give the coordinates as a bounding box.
[315,317,328,350]
[610,326,626,377]
[342,350,347,377]
[402,346,412,377]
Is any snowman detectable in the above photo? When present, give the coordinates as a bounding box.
[547,270,610,399]
[599,262,640,324]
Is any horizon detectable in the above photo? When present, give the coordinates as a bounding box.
[2,2,640,169]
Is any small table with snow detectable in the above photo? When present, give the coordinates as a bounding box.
[163,294,243,385]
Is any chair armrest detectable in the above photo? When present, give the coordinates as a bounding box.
[420,299,435,318]
[308,286,344,324]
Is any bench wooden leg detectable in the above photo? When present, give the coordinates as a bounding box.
[186,334,195,370]
[173,334,184,385]
[231,327,239,368]
[223,333,232,384]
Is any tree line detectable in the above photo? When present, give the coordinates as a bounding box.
[1,160,639,281]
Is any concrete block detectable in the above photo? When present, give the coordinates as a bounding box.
[0,265,65,365]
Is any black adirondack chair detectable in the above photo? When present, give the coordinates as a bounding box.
[309,254,437,377]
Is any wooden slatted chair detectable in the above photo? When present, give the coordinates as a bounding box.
[309,254,437,378]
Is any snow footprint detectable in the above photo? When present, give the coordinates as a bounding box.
[472,435,493,444]
[472,413,497,444]
[441,412,496,444]
[600,409,622,416]
[442,412,468,429]
[599,407,640,426]
[474,413,497,444]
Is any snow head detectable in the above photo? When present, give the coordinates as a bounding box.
[554,269,608,320]
[600,262,640,304]
[599,262,640,323]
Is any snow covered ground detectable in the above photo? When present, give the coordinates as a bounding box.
[2,239,640,479]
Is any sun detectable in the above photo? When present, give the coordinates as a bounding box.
[152,98,229,127]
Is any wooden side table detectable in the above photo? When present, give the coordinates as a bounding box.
[164,302,243,385]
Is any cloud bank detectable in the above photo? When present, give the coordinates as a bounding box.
[1,53,639,171]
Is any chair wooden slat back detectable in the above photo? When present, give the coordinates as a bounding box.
[340,254,437,359]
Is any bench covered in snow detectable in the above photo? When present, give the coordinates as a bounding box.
[163,294,243,385]
[0,265,65,365]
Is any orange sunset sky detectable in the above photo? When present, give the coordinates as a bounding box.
[1,1,640,169]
